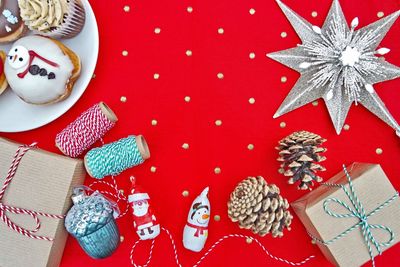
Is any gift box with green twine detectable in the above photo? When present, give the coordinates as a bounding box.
[291,163,400,267]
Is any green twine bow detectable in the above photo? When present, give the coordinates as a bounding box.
[309,165,399,267]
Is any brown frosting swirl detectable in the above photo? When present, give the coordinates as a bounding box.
[18,0,68,32]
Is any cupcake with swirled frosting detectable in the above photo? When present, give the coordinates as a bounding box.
[18,0,85,39]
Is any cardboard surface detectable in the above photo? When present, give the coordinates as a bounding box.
[0,137,85,267]
[292,163,400,267]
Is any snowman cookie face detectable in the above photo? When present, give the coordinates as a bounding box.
[4,35,74,105]
[7,46,29,69]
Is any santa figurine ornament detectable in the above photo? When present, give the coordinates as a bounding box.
[183,187,211,252]
[128,176,160,240]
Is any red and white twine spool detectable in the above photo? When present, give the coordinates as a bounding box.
[55,102,118,158]
[0,143,64,241]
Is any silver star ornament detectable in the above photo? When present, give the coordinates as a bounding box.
[268,0,400,135]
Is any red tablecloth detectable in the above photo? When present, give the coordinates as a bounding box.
[3,0,400,266]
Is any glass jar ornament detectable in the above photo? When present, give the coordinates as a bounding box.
[65,187,120,259]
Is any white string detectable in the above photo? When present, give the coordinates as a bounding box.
[130,228,315,267]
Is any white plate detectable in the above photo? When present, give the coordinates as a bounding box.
[0,0,99,133]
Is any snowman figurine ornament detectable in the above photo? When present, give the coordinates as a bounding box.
[128,177,160,240]
[183,187,211,252]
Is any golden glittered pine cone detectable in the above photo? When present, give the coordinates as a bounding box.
[276,131,327,190]
[227,176,292,238]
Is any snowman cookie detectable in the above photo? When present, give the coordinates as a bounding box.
[4,35,81,105]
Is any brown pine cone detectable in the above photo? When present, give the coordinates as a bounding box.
[276,131,327,190]
[227,176,292,238]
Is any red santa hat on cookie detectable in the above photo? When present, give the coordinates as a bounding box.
[128,176,149,203]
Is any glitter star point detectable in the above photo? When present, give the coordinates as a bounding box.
[268,0,400,134]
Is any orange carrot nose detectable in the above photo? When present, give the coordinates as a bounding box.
[13,55,17,63]
[202,214,210,219]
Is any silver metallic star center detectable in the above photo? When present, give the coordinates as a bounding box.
[340,46,360,67]
[299,15,388,103]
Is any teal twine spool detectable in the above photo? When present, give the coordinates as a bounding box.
[308,164,399,267]
[85,135,150,179]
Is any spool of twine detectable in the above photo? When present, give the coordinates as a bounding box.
[55,102,118,158]
[84,135,150,179]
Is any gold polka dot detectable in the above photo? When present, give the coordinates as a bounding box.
[122,50,128,56]
[119,189,124,194]
[154,27,161,34]
[246,237,253,244]
[278,168,285,174]
[247,144,254,150]
[281,32,287,38]
[376,148,383,155]
[120,96,127,103]
[186,50,192,56]
[182,190,189,197]
[280,122,286,128]
[214,215,221,221]
[184,96,191,102]
[150,166,157,173]
[249,8,256,15]
[218,28,224,34]
[217,72,224,79]
[377,11,384,18]
[311,11,318,18]
[123,5,130,12]
[249,97,255,104]
[281,76,287,83]
[151,119,158,126]
[120,236,125,242]
[92,74,96,79]
[249,52,255,59]
[153,73,160,80]
[312,101,318,106]
[182,143,189,149]
[214,167,221,174]
[311,239,317,245]
[187,6,193,13]
[215,120,222,126]
[343,124,350,131]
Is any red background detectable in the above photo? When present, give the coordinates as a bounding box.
[3,0,400,266]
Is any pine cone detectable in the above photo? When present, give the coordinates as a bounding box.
[276,131,327,190]
[227,176,292,238]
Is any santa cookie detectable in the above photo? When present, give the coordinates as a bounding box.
[0,51,8,95]
[128,177,160,240]
[4,35,81,105]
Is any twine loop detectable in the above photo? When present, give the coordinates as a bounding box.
[0,143,64,241]
[310,165,399,267]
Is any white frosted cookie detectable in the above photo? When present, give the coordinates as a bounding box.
[4,35,81,105]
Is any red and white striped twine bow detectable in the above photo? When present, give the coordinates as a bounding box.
[0,143,64,241]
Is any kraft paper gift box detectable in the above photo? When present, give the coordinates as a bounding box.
[0,137,86,267]
[291,163,400,267]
